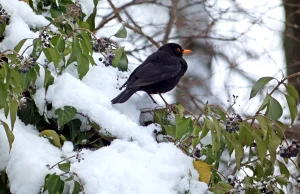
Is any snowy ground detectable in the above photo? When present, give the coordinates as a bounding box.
[0,0,208,194]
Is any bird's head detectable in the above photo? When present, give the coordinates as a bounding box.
[158,43,192,57]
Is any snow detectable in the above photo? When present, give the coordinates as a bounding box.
[0,1,208,193]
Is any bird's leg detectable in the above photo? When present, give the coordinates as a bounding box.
[147,93,157,104]
[158,93,174,112]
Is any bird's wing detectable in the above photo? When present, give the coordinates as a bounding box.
[127,56,183,88]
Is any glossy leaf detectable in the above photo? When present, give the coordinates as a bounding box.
[0,120,14,151]
[249,77,274,99]
[265,95,283,121]
[285,83,299,102]
[72,181,82,194]
[285,95,298,125]
[14,39,28,53]
[77,55,89,79]
[9,98,18,130]
[40,130,62,148]
[55,106,77,127]
[45,174,64,194]
[114,24,127,38]
[58,162,70,173]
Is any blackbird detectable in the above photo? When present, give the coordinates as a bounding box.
[111,43,192,104]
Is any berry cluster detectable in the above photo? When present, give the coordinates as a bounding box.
[102,50,116,66]
[67,2,82,23]
[225,114,242,133]
[228,175,238,187]
[92,38,110,53]
[75,149,84,163]
[18,55,37,73]
[0,7,10,24]
[41,32,52,48]
[279,140,300,158]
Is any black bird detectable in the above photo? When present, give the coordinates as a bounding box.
[111,43,192,104]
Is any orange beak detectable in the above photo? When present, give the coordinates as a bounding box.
[182,49,192,55]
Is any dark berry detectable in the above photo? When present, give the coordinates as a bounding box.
[153,129,158,133]
[99,58,102,61]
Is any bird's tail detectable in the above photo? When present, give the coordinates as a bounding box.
[111,88,137,104]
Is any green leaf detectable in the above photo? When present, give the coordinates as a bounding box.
[9,99,18,130]
[285,95,298,125]
[77,55,89,79]
[0,82,7,107]
[232,139,244,170]
[209,183,232,194]
[112,47,128,71]
[67,38,81,66]
[43,47,60,67]
[278,161,290,179]
[81,32,92,54]
[258,93,271,111]
[265,95,283,121]
[67,119,82,142]
[175,115,193,141]
[17,99,42,125]
[268,129,281,163]
[72,181,82,194]
[40,130,62,148]
[0,120,14,151]
[118,50,128,71]
[32,38,43,59]
[163,125,176,139]
[199,119,211,140]
[192,126,201,148]
[285,83,299,102]
[249,77,274,99]
[114,24,127,38]
[58,162,70,173]
[275,175,289,186]
[56,36,65,53]
[45,174,64,194]
[14,39,28,53]
[44,68,54,90]
[256,116,268,140]
[251,129,267,163]
[55,106,77,127]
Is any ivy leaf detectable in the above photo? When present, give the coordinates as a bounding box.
[275,175,289,186]
[252,129,267,163]
[44,68,54,90]
[9,98,18,130]
[193,160,211,184]
[32,38,43,59]
[67,38,81,66]
[0,82,7,108]
[285,83,299,102]
[72,181,82,194]
[278,161,290,179]
[58,162,70,173]
[40,130,62,148]
[14,39,28,53]
[0,120,14,151]
[56,36,65,54]
[55,106,77,127]
[285,95,298,125]
[232,139,244,170]
[163,125,176,139]
[43,47,60,67]
[67,119,82,142]
[114,24,127,38]
[175,115,193,141]
[265,95,283,121]
[77,55,89,79]
[112,47,128,71]
[249,77,274,99]
[209,183,232,194]
[45,174,64,194]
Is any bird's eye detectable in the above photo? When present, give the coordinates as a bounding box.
[176,48,181,52]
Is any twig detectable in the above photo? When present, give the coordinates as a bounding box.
[162,0,179,44]
[107,0,160,48]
